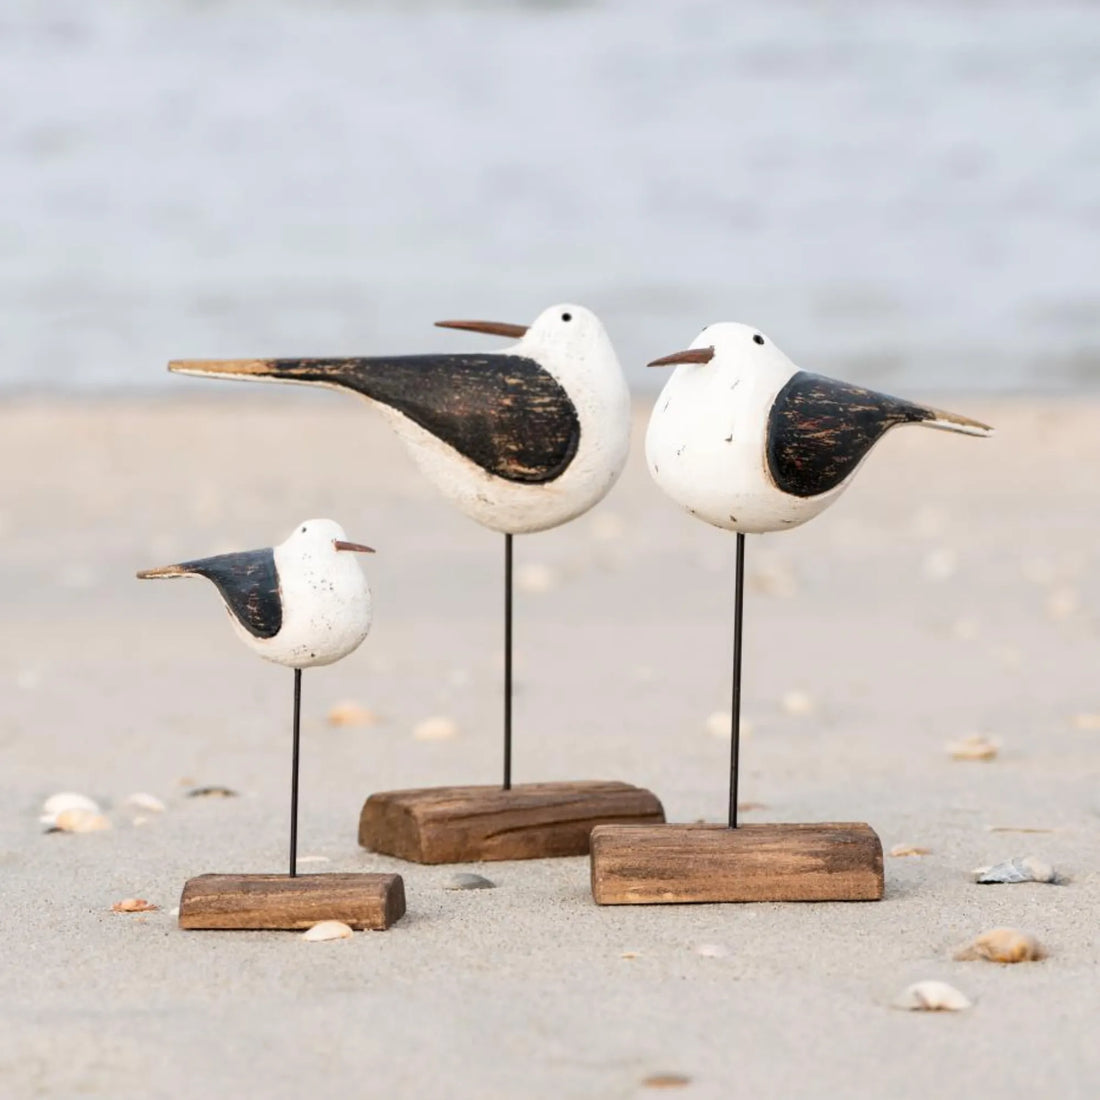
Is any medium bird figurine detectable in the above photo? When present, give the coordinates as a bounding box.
[646,322,993,827]
[138,519,375,875]
[168,304,631,789]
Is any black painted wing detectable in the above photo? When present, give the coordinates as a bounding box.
[252,355,580,484]
[766,372,932,498]
[178,549,282,639]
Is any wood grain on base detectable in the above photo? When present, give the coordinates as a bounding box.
[359,781,665,864]
[178,873,406,930]
[590,822,883,904]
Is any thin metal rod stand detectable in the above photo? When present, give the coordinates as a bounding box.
[729,533,746,829]
[503,533,513,791]
[290,668,302,876]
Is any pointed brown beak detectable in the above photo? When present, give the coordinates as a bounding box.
[434,319,528,339]
[334,540,375,554]
[169,359,280,378]
[648,347,716,368]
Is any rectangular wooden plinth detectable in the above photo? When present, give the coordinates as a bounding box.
[359,781,665,864]
[178,873,406,930]
[590,822,884,904]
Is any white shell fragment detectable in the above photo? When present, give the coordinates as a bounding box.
[955,928,1045,963]
[889,844,932,858]
[516,562,557,593]
[947,734,1000,761]
[445,873,495,890]
[326,701,379,727]
[302,920,354,942]
[695,943,729,958]
[781,690,815,717]
[52,808,111,833]
[973,856,1057,885]
[412,716,459,741]
[112,898,158,913]
[892,980,971,1012]
[124,793,166,813]
[40,792,100,825]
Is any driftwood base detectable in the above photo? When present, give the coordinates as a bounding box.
[359,781,665,864]
[178,873,406,930]
[590,822,884,904]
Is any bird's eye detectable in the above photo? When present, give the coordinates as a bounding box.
[753,334,765,345]
[301,526,307,532]
[561,312,572,322]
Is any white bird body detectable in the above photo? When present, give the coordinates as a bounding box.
[646,323,992,534]
[139,519,373,669]
[169,304,631,535]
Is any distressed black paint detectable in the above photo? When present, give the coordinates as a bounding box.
[246,356,580,484]
[178,549,282,639]
[766,371,933,498]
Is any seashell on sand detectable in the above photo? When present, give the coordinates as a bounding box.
[620,951,641,960]
[955,928,1045,963]
[112,898,158,913]
[125,793,166,813]
[326,701,379,727]
[1046,586,1079,621]
[923,547,958,581]
[781,690,815,717]
[52,808,111,833]
[947,734,999,761]
[973,855,1057,884]
[1071,712,1100,730]
[303,920,354,942]
[516,562,557,593]
[704,710,753,739]
[892,980,971,1012]
[889,844,932,858]
[413,716,459,741]
[695,943,729,958]
[40,792,100,825]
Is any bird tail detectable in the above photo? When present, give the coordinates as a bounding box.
[136,564,193,580]
[917,405,993,438]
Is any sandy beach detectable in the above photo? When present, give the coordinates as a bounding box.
[1,394,1097,1098]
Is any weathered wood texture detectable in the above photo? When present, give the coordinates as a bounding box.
[178,873,406,930]
[359,781,665,864]
[590,822,884,904]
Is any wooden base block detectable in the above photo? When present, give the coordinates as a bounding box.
[359,781,665,864]
[590,822,884,904]
[178,873,406,930]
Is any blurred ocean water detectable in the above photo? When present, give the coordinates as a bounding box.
[0,0,1097,394]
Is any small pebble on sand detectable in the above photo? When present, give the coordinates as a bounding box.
[303,920,354,942]
[973,855,1057,884]
[1046,586,1079,621]
[695,943,729,958]
[955,928,1045,963]
[947,734,999,761]
[641,1074,692,1089]
[445,873,495,891]
[889,844,932,858]
[413,716,458,741]
[326,701,379,727]
[112,898,158,913]
[186,786,238,798]
[892,980,971,1012]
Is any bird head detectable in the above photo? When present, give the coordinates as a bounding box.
[437,303,612,364]
[648,323,794,377]
[284,519,375,559]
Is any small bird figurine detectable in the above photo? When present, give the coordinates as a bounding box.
[167,304,631,789]
[646,322,992,533]
[138,519,375,875]
[646,322,992,829]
